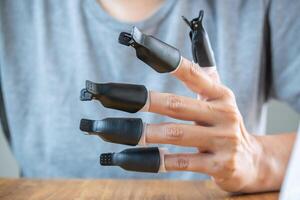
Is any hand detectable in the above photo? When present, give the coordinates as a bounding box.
[142,57,284,193]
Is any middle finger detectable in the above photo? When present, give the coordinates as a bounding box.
[147,91,217,125]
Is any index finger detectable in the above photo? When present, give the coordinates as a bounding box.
[171,57,224,100]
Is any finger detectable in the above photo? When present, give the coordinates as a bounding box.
[171,57,225,100]
[164,153,214,175]
[145,123,216,149]
[148,91,216,124]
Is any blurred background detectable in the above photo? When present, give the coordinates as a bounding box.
[1,99,299,178]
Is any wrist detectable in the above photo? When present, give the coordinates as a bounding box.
[251,135,276,191]
[242,134,285,192]
[239,134,266,192]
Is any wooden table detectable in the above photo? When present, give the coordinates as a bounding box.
[0,178,278,200]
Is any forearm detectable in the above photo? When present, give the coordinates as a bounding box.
[246,132,296,192]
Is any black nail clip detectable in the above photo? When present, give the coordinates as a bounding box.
[80,11,216,174]
[80,118,144,146]
[80,80,148,113]
[182,10,216,67]
[119,27,181,73]
[100,147,161,173]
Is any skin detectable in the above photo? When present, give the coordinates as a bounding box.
[99,0,164,22]
[145,58,295,192]
[99,0,296,193]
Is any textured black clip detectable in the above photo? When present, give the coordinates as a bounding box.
[100,147,160,173]
[80,80,148,113]
[80,89,93,101]
[118,32,134,46]
[119,27,181,73]
[80,80,100,101]
[80,118,144,146]
[182,10,216,67]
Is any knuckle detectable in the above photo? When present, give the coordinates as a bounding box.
[188,62,200,77]
[229,136,239,146]
[217,104,241,123]
[228,139,240,161]
[215,104,240,123]
[223,156,238,176]
[196,87,205,97]
[222,87,235,99]
[226,111,240,123]
[208,81,219,94]
[230,137,242,153]
[217,132,242,152]
[211,160,220,173]
[164,125,184,141]
[166,94,183,112]
[206,102,215,113]
[222,131,241,146]
[175,157,190,170]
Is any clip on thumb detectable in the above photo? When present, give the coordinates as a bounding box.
[182,10,216,67]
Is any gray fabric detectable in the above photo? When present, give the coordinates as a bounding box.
[0,0,299,179]
[0,71,10,143]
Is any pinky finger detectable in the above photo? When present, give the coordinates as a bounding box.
[164,153,214,175]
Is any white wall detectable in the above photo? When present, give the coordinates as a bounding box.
[267,100,299,134]
[0,100,299,177]
[0,124,19,177]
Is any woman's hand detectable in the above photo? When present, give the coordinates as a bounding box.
[143,57,295,193]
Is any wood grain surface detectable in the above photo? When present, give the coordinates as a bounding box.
[0,178,278,200]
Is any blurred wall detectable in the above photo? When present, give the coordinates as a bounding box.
[0,123,19,177]
[267,100,299,134]
[0,100,299,178]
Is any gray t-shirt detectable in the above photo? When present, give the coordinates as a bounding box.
[1,0,300,179]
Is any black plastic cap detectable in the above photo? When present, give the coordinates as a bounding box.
[80,81,148,113]
[80,89,93,101]
[118,32,132,46]
[86,80,98,94]
[182,10,215,67]
[79,118,144,146]
[100,153,114,166]
[79,119,94,132]
[80,80,99,101]
[100,147,161,173]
